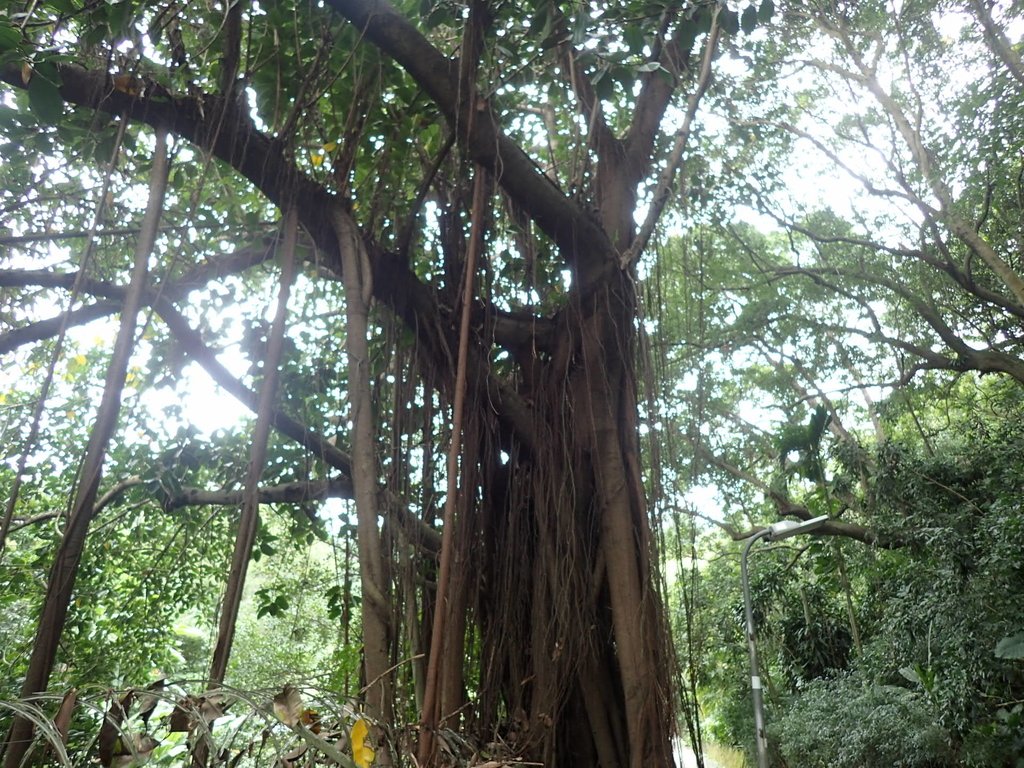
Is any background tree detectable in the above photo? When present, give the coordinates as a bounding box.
[0,0,779,766]
[645,1,1024,764]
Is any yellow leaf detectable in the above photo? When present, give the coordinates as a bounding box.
[350,718,374,768]
[21,63,32,85]
[300,708,321,733]
[74,354,87,366]
[113,74,144,96]
[311,152,324,167]
[323,142,337,153]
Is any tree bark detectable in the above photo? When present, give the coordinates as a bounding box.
[333,206,394,759]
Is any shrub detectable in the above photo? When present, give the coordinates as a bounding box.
[770,672,954,768]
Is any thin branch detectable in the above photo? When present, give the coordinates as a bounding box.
[0,223,222,247]
[208,205,299,686]
[821,14,1024,307]
[970,0,1024,86]
[154,301,354,474]
[396,130,456,259]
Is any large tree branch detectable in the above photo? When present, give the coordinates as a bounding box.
[1,53,542,457]
[0,302,119,355]
[9,476,441,554]
[0,223,222,247]
[0,237,277,299]
[0,240,279,354]
[623,5,706,176]
[166,477,438,554]
[727,517,899,548]
[693,445,900,548]
[166,477,352,508]
[321,0,615,282]
[0,257,552,360]
[368,249,539,453]
[771,264,1024,383]
[623,14,720,267]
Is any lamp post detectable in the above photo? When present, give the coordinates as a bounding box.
[742,515,829,768]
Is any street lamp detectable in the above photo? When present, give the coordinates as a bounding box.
[742,515,829,768]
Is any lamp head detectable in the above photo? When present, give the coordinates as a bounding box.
[765,515,829,542]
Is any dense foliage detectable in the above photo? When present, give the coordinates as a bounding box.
[654,1,1024,765]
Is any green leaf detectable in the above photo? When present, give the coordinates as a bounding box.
[677,18,699,53]
[0,104,21,127]
[106,0,135,37]
[571,10,589,46]
[83,21,108,48]
[593,67,615,101]
[0,21,22,53]
[741,4,758,34]
[45,0,80,12]
[695,6,714,35]
[27,62,64,124]
[623,25,644,54]
[808,404,832,447]
[995,632,1024,660]
[720,9,740,36]
[529,5,552,44]
[424,4,454,29]
[758,0,775,24]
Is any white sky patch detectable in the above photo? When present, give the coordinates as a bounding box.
[683,484,724,524]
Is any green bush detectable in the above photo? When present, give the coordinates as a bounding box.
[770,673,955,768]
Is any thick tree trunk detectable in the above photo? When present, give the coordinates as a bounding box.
[569,278,674,768]
[469,270,675,768]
